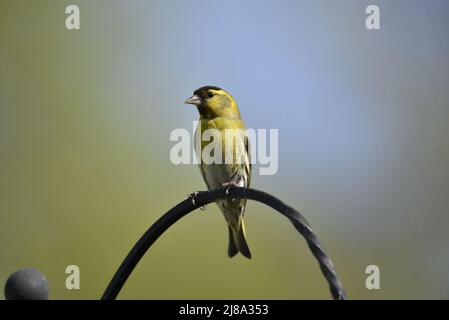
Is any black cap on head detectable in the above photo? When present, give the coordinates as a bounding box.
[193,85,222,100]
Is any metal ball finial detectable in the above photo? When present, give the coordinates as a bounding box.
[4,268,49,300]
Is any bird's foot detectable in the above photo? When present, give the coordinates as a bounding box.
[222,181,240,195]
[188,191,200,206]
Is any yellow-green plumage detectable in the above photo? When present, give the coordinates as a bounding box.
[185,86,252,259]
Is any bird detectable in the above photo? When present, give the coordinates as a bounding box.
[185,86,252,259]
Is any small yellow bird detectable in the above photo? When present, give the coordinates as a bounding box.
[185,86,252,259]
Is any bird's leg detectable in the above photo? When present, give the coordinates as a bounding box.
[188,191,200,206]
[222,181,240,195]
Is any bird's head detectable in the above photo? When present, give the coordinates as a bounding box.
[185,86,240,119]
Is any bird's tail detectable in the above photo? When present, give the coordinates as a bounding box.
[227,219,252,259]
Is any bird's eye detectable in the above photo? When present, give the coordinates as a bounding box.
[207,91,214,98]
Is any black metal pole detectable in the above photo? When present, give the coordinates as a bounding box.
[101,187,347,300]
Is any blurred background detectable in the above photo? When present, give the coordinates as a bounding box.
[1,0,448,299]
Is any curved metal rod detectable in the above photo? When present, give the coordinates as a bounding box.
[101,187,347,300]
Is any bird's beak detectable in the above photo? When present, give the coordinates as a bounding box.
[184,94,201,106]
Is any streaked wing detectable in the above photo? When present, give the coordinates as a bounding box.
[244,135,252,188]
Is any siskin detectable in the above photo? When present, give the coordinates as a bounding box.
[185,86,252,259]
